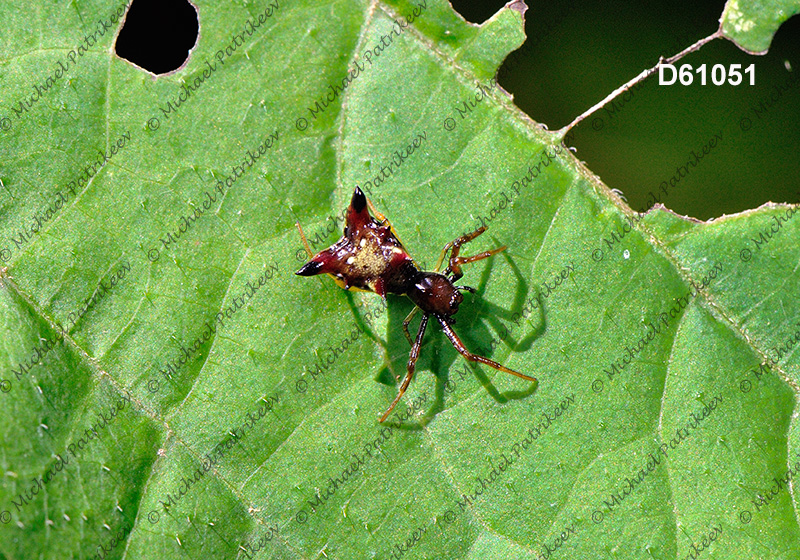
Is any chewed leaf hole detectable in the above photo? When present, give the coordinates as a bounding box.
[115,0,199,75]
[449,0,508,24]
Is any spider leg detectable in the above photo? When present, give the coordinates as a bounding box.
[435,227,506,281]
[433,237,457,273]
[367,196,411,251]
[436,316,536,383]
[379,313,429,423]
[402,306,420,346]
[447,229,507,282]
[366,197,389,225]
[295,222,314,259]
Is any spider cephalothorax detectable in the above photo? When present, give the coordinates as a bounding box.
[296,187,536,422]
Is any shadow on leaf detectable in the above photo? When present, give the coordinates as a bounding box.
[362,251,545,430]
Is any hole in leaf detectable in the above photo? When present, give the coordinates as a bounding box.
[497,0,800,221]
[449,0,507,24]
[115,0,199,75]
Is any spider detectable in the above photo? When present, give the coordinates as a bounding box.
[295,187,536,422]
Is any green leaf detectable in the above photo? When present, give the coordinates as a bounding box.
[1,1,799,559]
[721,0,800,53]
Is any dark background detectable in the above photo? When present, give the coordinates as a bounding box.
[453,0,800,221]
[116,0,800,221]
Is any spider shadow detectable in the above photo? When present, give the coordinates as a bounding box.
[364,250,546,431]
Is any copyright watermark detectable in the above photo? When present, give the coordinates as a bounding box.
[739,117,752,131]
[739,248,752,262]
[739,379,752,393]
